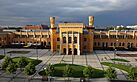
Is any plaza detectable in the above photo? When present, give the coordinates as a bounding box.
[0,48,137,82]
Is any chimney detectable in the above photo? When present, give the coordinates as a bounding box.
[50,17,55,28]
[89,16,94,27]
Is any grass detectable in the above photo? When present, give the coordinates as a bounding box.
[111,58,130,62]
[101,62,136,73]
[39,63,105,78]
[7,51,30,54]
[0,55,5,60]
[12,57,42,66]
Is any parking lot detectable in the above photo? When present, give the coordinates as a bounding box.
[0,48,137,82]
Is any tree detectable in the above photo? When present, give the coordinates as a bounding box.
[1,56,12,70]
[63,65,73,81]
[128,67,137,80]
[45,63,55,82]
[17,57,28,69]
[24,62,36,75]
[6,62,17,74]
[105,66,117,80]
[83,66,94,79]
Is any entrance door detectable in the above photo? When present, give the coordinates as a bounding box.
[74,48,77,55]
[68,48,72,55]
[127,43,130,48]
[63,48,66,55]
[41,42,44,46]
[44,42,46,46]
[131,43,133,48]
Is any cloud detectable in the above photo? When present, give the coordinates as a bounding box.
[0,0,137,26]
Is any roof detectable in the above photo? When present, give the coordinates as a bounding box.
[58,23,84,28]
[24,24,49,29]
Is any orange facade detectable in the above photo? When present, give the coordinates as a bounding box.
[1,16,137,55]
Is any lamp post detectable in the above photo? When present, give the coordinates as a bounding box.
[114,40,118,63]
[2,40,6,56]
[36,43,38,60]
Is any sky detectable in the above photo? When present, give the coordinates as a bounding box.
[0,0,137,26]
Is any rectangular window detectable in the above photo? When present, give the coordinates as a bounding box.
[84,38,87,41]
[84,46,86,49]
[63,37,66,43]
[122,43,125,46]
[35,35,40,38]
[101,35,108,39]
[119,43,121,46]
[28,35,33,38]
[57,45,60,49]
[98,42,100,46]
[111,43,113,46]
[74,37,77,43]
[94,42,96,46]
[48,42,50,45]
[68,37,71,43]
[42,35,47,38]
[94,35,100,39]
[114,43,116,46]
[57,38,60,41]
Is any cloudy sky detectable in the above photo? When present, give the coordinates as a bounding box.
[0,0,137,26]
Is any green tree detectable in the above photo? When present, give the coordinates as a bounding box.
[6,62,17,74]
[105,66,117,80]
[1,56,12,70]
[128,67,137,80]
[63,65,73,81]
[17,57,28,68]
[24,62,36,75]
[83,66,94,79]
[45,63,55,82]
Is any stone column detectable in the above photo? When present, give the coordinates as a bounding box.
[66,32,68,55]
[77,32,80,55]
[60,33,62,55]
[72,31,74,55]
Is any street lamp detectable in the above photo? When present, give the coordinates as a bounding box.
[114,40,118,63]
[2,40,6,56]
[36,42,38,60]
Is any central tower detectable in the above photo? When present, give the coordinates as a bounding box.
[50,16,94,55]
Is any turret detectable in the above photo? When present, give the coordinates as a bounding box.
[50,17,55,28]
[89,16,94,27]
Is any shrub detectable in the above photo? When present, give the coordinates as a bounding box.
[24,62,36,75]
[1,56,12,70]
[105,66,117,80]
[63,65,73,77]
[45,63,55,76]
[17,56,28,68]
[39,63,105,78]
[101,62,131,72]
[128,67,137,80]
[6,62,17,74]
[111,58,130,62]
[83,65,94,78]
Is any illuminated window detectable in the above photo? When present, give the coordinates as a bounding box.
[84,38,87,41]
[57,38,60,41]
